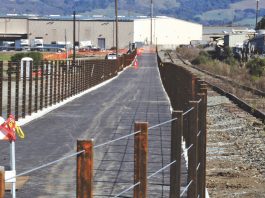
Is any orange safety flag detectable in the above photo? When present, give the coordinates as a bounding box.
[0,125,15,141]
[0,115,25,142]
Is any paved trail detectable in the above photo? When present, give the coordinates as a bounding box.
[1,52,186,197]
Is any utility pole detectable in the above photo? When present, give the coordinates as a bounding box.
[115,0,118,58]
[256,0,259,30]
[65,29,68,59]
[150,0,153,45]
[73,11,76,65]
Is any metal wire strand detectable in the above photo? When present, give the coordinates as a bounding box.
[197,163,201,171]
[183,107,194,116]
[147,160,176,179]
[114,160,177,197]
[4,116,181,181]
[114,182,140,197]
[114,144,195,198]
[148,117,178,130]
[95,117,179,149]
[94,130,141,148]
[184,144,193,154]
[180,180,193,197]
[5,150,85,182]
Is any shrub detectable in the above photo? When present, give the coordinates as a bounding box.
[256,76,265,91]
[246,57,265,77]
[224,56,237,66]
[10,52,43,64]
[221,46,238,66]
[222,46,234,59]
[191,51,211,65]
[176,47,200,61]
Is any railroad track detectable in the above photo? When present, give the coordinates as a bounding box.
[166,51,265,123]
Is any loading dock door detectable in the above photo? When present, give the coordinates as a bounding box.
[98,38,105,49]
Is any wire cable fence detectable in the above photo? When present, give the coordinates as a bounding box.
[4,106,188,182]
[1,99,204,198]
[5,150,85,182]
[114,143,195,198]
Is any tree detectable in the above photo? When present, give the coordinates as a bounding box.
[256,16,265,30]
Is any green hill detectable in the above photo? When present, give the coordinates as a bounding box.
[0,0,263,26]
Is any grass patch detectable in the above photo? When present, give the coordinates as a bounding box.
[0,53,13,61]
[176,47,200,61]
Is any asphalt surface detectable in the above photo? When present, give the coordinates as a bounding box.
[0,52,187,197]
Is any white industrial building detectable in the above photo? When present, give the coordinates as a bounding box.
[134,16,203,49]
[0,16,202,49]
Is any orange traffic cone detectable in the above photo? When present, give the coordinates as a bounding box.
[137,49,142,56]
[134,59,139,69]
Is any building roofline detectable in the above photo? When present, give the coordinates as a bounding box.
[134,16,202,26]
[0,15,134,22]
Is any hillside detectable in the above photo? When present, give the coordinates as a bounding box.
[0,0,264,26]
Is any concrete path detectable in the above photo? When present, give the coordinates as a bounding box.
[0,52,187,197]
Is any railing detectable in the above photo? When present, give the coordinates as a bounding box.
[0,50,137,120]
[0,51,207,198]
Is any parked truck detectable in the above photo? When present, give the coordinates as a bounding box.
[31,37,44,51]
[15,39,30,51]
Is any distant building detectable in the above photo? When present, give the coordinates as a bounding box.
[224,34,249,48]
[0,16,133,49]
[134,16,202,48]
[0,16,203,49]
[202,26,258,52]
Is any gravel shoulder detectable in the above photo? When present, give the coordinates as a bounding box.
[206,91,265,197]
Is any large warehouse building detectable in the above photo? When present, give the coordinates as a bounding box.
[134,16,202,48]
[0,16,202,49]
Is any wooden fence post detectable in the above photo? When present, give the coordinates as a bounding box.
[60,62,65,101]
[34,64,39,112]
[197,93,206,198]
[64,61,68,99]
[77,140,93,198]
[15,63,20,120]
[28,60,33,116]
[187,101,199,198]
[170,111,183,198]
[200,87,207,198]
[0,61,2,117]
[0,166,4,198]
[45,62,49,108]
[49,61,54,106]
[22,61,27,118]
[134,122,148,198]
[7,62,12,117]
[40,62,44,110]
